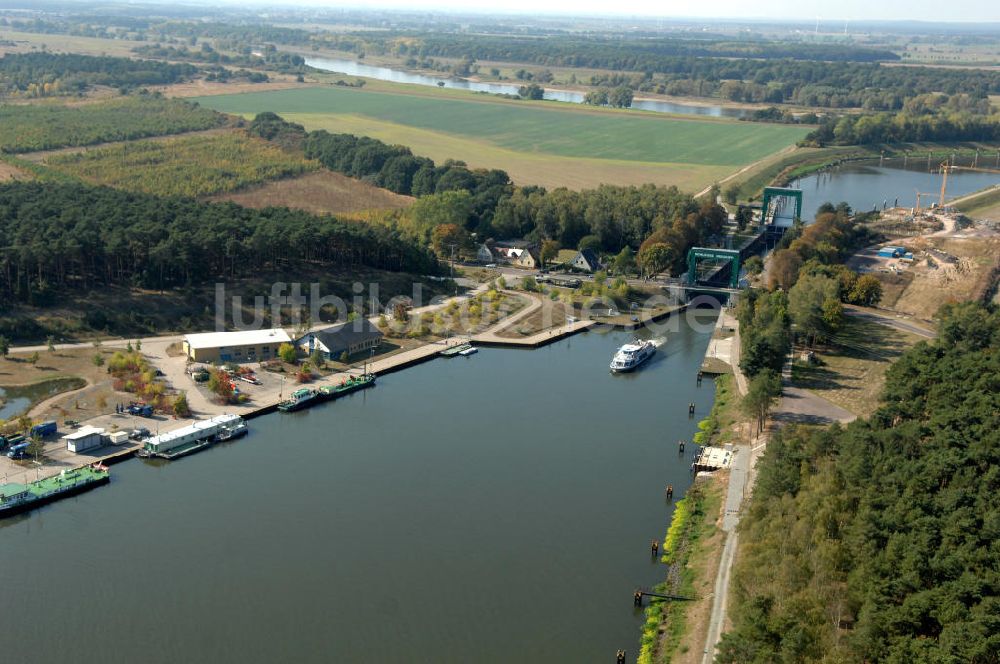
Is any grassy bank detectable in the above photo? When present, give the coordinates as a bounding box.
[0,376,87,420]
[955,184,1000,218]
[726,141,1000,203]
[637,481,723,664]
[637,376,732,663]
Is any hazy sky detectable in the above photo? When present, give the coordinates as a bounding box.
[324,1,999,23]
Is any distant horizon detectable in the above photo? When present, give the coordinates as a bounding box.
[247,0,998,25]
[5,0,1000,26]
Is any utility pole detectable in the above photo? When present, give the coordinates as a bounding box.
[448,243,458,297]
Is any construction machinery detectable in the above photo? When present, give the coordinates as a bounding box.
[928,160,1000,210]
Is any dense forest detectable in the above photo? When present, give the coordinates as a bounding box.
[0,94,225,153]
[0,52,196,97]
[375,33,899,64]
[0,181,439,304]
[718,301,1000,663]
[132,43,304,75]
[801,94,1000,145]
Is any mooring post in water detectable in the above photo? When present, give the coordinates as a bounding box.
[688,402,695,416]
[616,648,627,664]
[633,590,643,607]
[678,439,685,453]
[651,539,659,557]
[696,371,703,386]
[666,484,674,499]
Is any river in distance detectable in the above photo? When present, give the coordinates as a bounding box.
[305,56,749,118]
[1,311,719,664]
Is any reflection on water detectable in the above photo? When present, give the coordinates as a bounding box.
[0,387,30,419]
[305,56,749,118]
[789,157,1000,219]
[2,317,720,664]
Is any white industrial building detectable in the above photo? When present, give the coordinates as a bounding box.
[182,329,291,364]
[63,426,106,453]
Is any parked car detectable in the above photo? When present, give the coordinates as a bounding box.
[129,427,151,441]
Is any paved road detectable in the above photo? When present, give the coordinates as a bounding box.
[773,385,857,426]
[843,306,935,339]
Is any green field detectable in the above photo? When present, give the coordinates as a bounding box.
[0,96,225,153]
[193,85,809,190]
[44,130,316,197]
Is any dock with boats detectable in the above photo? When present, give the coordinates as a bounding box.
[1,463,110,517]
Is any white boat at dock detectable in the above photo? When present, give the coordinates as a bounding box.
[610,339,656,373]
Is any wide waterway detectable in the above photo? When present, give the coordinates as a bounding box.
[305,56,750,118]
[790,156,1000,219]
[1,313,718,664]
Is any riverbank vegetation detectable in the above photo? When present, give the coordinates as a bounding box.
[0,52,196,98]
[44,130,315,197]
[0,95,226,153]
[718,302,1000,663]
[314,31,1000,111]
[801,94,1000,146]
[638,480,724,664]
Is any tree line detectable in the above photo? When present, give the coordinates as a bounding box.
[132,44,305,76]
[338,32,1000,110]
[802,105,1000,146]
[738,204,881,378]
[0,181,439,305]
[263,112,722,263]
[0,52,197,98]
[718,301,1000,663]
[367,33,899,65]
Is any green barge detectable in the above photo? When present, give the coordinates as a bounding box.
[0,464,110,518]
[440,343,472,357]
[277,387,320,412]
[318,373,376,401]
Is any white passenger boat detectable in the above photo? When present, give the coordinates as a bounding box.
[459,347,478,356]
[609,339,656,373]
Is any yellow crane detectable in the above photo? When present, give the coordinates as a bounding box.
[935,162,1000,208]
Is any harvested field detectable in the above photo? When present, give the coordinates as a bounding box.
[0,161,28,181]
[208,170,413,216]
[156,77,308,98]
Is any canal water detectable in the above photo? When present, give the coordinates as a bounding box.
[790,157,1000,220]
[305,56,749,118]
[0,313,718,664]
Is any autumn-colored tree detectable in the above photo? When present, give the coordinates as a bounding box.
[637,242,675,277]
[430,223,472,258]
[769,249,803,291]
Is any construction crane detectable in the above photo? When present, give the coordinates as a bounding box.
[914,190,934,214]
[934,161,1000,208]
